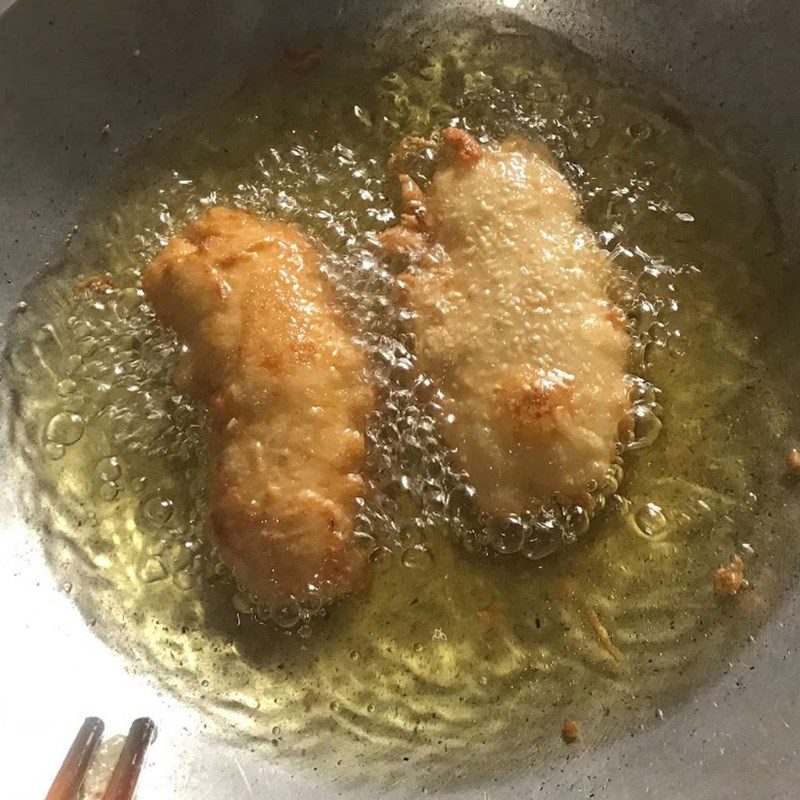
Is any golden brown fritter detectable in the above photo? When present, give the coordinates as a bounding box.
[143,207,373,605]
[382,129,631,516]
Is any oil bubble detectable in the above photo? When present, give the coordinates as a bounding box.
[9,338,38,372]
[491,515,526,554]
[632,502,667,539]
[146,538,167,556]
[667,330,686,357]
[98,482,119,501]
[521,520,561,560]
[369,546,392,564]
[65,353,83,374]
[603,462,624,495]
[565,506,591,538]
[629,339,647,369]
[272,599,301,628]
[138,556,167,583]
[44,442,65,461]
[95,455,122,482]
[353,531,377,550]
[232,593,251,614]
[649,322,669,347]
[33,323,62,360]
[401,544,433,569]
[626,121,652,141]
[45,411,85,445]
[630,300,655,333]
[165,543,193,573]
[297,623,312,638]
[627,405,662,451]
[630,379,658,406]
[140,494,174,526]
[57,378,78,396]
[174,569,199,591]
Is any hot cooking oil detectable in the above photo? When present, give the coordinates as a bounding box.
[5,15,800,791]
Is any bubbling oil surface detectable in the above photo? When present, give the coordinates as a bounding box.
[6,17,800,791]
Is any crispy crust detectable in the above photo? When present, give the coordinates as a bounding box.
[143,207,372,605]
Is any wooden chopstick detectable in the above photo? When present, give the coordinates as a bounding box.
[101,717,157,800]
[44,717,105,800]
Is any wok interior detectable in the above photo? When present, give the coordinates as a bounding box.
[1,1,800,798]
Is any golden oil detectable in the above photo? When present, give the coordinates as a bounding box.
[5,17,799,792]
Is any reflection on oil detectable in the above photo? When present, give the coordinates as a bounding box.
[4,15,800,792]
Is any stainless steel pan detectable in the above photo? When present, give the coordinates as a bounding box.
[1,1,799,797]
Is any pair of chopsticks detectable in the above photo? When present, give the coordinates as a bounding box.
[45,717,156,800]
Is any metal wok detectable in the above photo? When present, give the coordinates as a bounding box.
[1,0,799,797]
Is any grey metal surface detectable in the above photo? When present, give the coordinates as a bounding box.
[1,0,798,798]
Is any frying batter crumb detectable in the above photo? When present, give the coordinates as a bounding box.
[476,598,507,631]
[606,305,628,331]
[555,577,575,601]
[76,275,113,294]
[476,599,498,624]
[562,719,580,743]
[588,609,624,661]
[441,127,483,166]
[495,367,576,444]
[714,554,747,596]
[375,224,429,258]
[100,123,111,136]
[388,135,435,171]
[397,173,429,229]
[786,448,800,474]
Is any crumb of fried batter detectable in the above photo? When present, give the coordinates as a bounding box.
[397,173,429,230]
[476,598,504,627]
[441,126,483,166]
[495,367,576,444]
[787,448,800,474]
[388,135,435,171]
[606,305,628,331]
[588,609,624,661]
[555,577,574,601]
[76,275,113,294]
[714,554,747,596]
[375,225,429,258]
[562,719,580,743]
[283,46,320,73]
